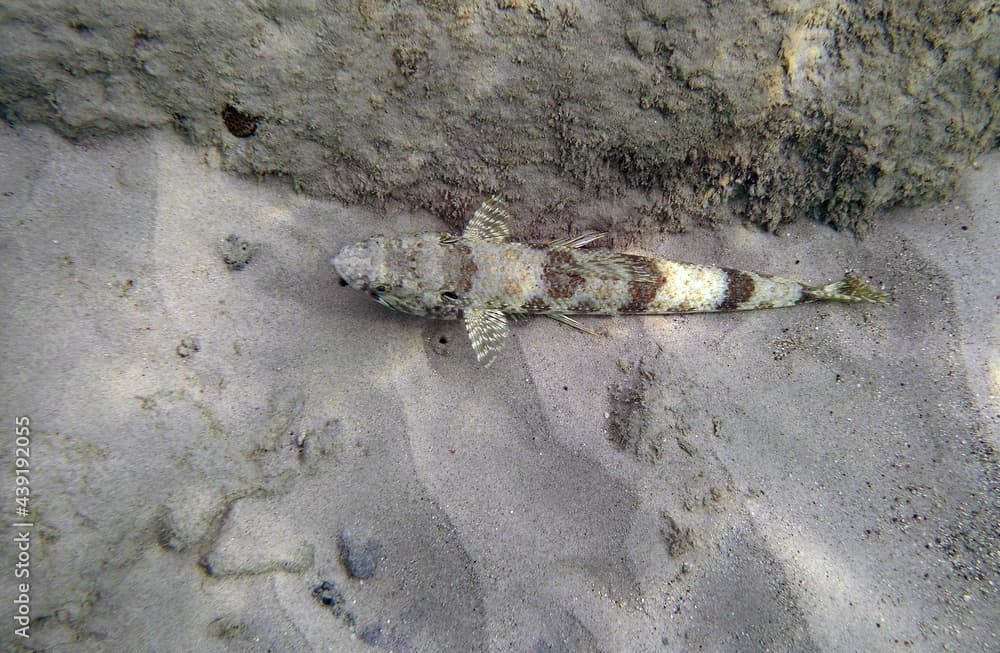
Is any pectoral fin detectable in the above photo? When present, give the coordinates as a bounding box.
[463,196,512,243]
[464,308,509,367]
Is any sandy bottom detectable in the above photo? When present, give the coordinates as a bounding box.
[1,124,997,651]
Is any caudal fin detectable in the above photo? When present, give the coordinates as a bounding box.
[804,273,887,304]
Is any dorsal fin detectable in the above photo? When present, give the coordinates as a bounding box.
[548,231,607,249]
[463,196,511,243]
[548,250,661,283]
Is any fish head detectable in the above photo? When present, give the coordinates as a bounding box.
[332,232,465,319]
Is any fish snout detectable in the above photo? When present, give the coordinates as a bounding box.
[331,243,371,290]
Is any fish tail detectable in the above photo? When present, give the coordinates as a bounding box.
[803,273,887,304]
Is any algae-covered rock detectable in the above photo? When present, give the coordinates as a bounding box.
[1,1,996,234]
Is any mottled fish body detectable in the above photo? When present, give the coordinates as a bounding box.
[333,197,886,366]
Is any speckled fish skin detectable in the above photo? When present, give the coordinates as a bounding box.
[333,197,887,366]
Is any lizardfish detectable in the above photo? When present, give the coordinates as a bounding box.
[333,197,886,366]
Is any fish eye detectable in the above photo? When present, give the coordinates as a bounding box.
[440,291,459,301]
[371,283,390,294]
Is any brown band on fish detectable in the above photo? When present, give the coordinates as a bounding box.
[455,243,478,293]
[620,257,666,313]
[719,268,755,310]
[542,249,585,299]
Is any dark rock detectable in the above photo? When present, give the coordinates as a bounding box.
[339,529,382,580]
